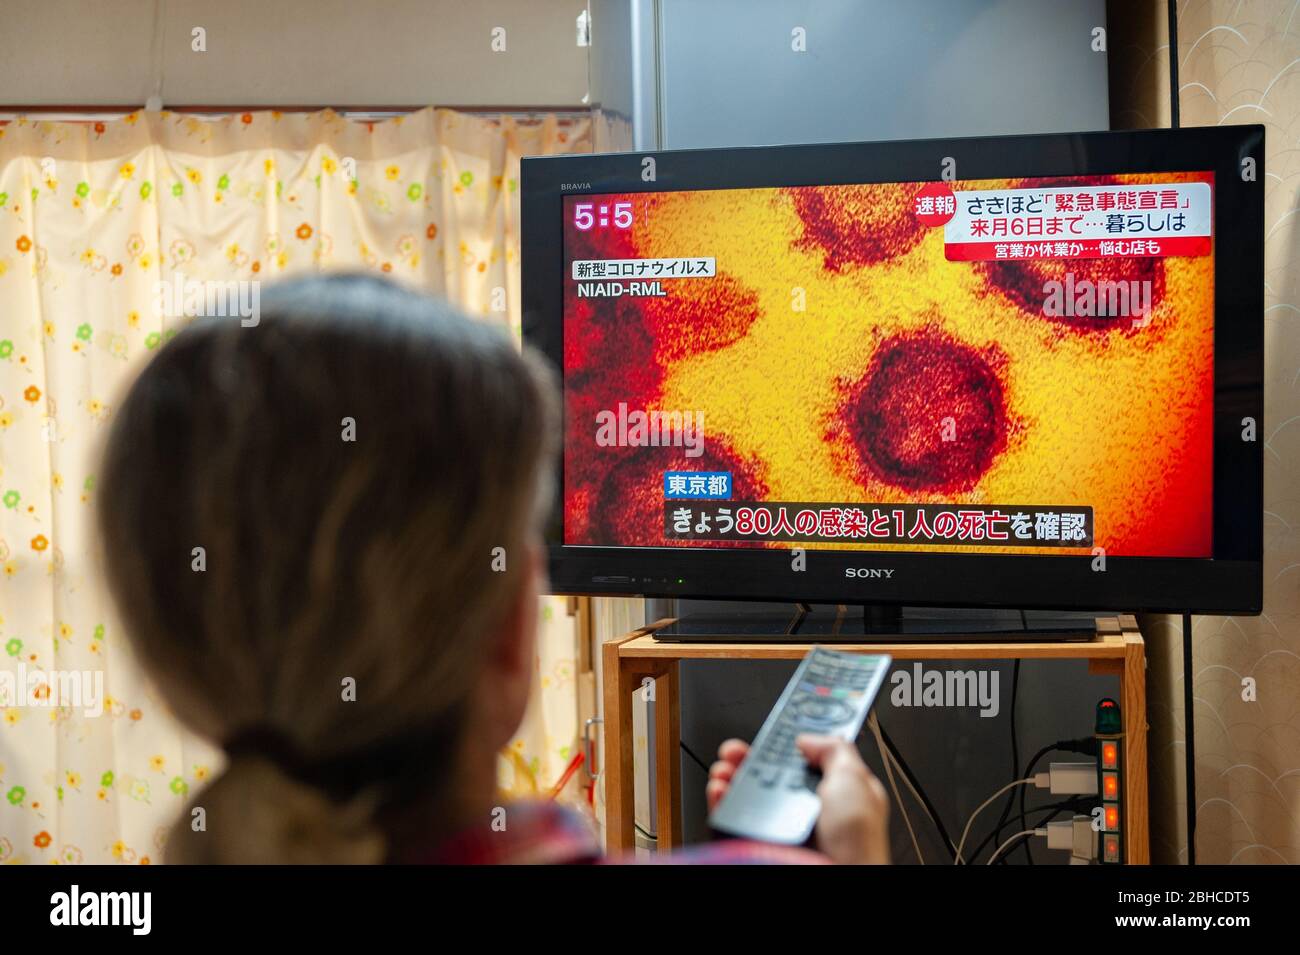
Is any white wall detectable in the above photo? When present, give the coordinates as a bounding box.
[0,0,590,108]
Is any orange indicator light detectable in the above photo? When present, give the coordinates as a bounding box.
[1102,742,1119,768]
[1103,772,1119,797]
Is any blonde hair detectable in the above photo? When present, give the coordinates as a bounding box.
[97,274,559,863]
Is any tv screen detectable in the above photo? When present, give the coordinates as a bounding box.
[521,127,1263,615]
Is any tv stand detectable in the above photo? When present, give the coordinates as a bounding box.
[654,604,1099,643]
[601,615,1149,863]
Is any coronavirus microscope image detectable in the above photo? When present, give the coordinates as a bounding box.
[562,173,1215,556]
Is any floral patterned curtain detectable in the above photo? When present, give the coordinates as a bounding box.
[0,106,590,863]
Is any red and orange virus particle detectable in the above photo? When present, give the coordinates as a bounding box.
[640,274,762,363]
[841,331,1007,493]
[976,175,1169,332]
[586,442,765,547]
[979,255,1166,332]
[787,183,926,270]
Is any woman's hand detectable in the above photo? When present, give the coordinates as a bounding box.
[706,735,891,865]
[796,734,890,864]
[705,738,750,813]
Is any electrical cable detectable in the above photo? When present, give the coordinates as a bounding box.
[1168,0,1181,130]
[1015,736,1096,864]
[876,721,958,861]
[1167,0,1196,870]
[881,745,936,859]
[984,797,1089,864]
[1165,0,1196,869]
[990,658,1022,861]
[868,713,924,864]
[988,828,1042,865]
[1018,740,1056,866]
[954,777,1035,864]
[679,740,710,775]
[1183,612,1196,864]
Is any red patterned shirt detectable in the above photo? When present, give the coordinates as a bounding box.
[396,800,828,865]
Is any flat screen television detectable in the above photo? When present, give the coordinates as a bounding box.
[521,126,1264,615]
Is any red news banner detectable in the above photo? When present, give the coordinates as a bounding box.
[919,181,1213,262]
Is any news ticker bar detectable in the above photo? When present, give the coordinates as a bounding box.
[663,502,1094,547]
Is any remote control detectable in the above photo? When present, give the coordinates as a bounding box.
[708,647,891,845]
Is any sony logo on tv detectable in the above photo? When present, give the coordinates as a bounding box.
[845,567,896,579]
[560,182,592,191]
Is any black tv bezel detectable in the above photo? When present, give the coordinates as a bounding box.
[521,125,1264,615]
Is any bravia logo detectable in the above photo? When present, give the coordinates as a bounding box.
[561,182,592,192]
[844,568,896,579]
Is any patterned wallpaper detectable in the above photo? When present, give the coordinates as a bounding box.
[1115,0,1299,864]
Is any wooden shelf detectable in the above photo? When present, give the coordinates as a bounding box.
[619,632,1131,661]
[602,614,1148,864]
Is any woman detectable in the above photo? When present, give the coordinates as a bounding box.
[97,273,888,864]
